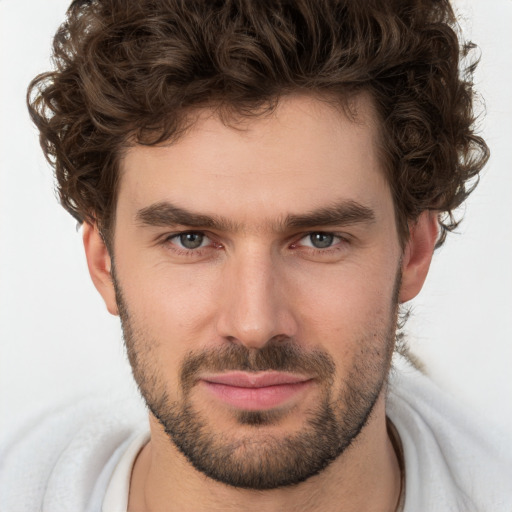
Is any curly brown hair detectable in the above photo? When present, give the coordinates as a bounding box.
[27,0,488,248]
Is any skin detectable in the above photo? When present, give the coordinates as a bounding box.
[84,94,438,511]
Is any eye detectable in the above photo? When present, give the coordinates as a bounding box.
[170,232,210,250]
[299,232,341,249]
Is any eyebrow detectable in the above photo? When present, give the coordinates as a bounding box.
[285,201,375,229]
[135,200,376,233]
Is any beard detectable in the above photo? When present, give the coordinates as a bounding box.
[113,269,400,491]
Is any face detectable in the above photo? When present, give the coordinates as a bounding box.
[86,94,433,490]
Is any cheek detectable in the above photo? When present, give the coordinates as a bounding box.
[119,260,222,352]
[290,260,399,352]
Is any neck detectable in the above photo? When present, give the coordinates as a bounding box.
[128,394,401,512]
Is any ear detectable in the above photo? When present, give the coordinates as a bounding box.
[82,223,119,316]
[399,211,439,303]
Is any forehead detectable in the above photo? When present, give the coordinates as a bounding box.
[117,94,391,229]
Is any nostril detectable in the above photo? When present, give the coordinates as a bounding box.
[269,334,291,344]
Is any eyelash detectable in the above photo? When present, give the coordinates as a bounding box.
[162,231,350,258]
[290,232,346,251]
[162,232,220,257]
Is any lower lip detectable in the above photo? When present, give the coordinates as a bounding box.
[201,380,313,411]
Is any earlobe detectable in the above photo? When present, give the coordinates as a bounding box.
[399,211,439,303]
[82,223,119,316]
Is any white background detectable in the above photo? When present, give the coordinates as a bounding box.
[1,0,511,438]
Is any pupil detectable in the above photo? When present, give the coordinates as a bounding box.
[311,233,333,249]
[180,233,203,249]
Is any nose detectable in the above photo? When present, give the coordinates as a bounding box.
[215,246,297,350]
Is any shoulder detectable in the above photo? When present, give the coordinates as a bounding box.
[387,353,512,512]
[0,394,147,512]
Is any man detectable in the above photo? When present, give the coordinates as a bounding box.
[0,0,511,511]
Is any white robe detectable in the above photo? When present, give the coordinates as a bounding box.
[1,353,511,511]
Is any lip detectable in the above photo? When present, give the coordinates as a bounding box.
[200,372,313,411]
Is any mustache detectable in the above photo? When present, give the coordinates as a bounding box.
[180,341,336,392]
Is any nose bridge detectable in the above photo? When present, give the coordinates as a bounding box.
[216,243,295,348]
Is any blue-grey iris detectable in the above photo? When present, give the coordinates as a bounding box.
[310,233,334,249]
[180,232,204,249]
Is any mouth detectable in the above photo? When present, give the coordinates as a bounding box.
[200,371,314,411]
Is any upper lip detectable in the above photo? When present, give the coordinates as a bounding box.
[201,371,312,388]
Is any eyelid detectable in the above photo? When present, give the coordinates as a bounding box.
[167,231,210,245]
[161,230,225,257]
[303,232,339,246]
[292,231,349,248]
